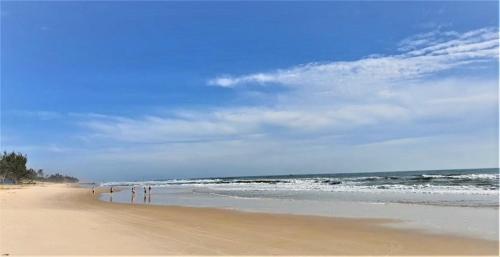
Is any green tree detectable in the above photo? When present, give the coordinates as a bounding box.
[0,151,29,183]
[0,152,78,184]
[36,169,44,179]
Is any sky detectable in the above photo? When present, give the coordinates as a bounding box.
[1,1,499,181]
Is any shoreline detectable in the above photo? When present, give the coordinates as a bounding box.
[99,184,500,241]
[1,183,498,255]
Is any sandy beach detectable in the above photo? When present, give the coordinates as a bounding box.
[0,184,498,255]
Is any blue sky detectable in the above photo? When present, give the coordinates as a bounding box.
[1,1,498,181]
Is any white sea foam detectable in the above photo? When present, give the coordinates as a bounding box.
[197,182,498,195]
[421,173,499,179]
[101,174,499,195]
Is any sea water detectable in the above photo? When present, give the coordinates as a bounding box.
[99,168,499,240]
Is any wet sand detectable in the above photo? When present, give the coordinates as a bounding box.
[0,184,498,255]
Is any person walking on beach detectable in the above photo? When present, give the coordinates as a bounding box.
[92,185,95,195]
[148,186,152,194]
[144,186,147,195]
[109,186,114,202]
[131,186,136,203]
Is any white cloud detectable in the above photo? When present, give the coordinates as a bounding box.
[82,79,497,146]
[209,27,498,90]
[83,28,499,146]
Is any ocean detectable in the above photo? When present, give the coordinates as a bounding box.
[101,168,499,207]
[98,168,499,240]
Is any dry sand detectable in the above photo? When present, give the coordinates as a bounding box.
[0,183,498,255]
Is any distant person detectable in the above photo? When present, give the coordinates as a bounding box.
[131,187,136,204]
[110,186,114,194]
[144,186,147,195]
[92,185,95,195]
[147,186,152,204]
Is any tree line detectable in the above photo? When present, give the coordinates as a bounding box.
[0,151,79,184]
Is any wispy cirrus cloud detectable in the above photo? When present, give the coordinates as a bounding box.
[208,27,498,90]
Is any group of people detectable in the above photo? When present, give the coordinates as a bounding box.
[90,185,153,204]
[131,186,152,195]
[131,186,152,203]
